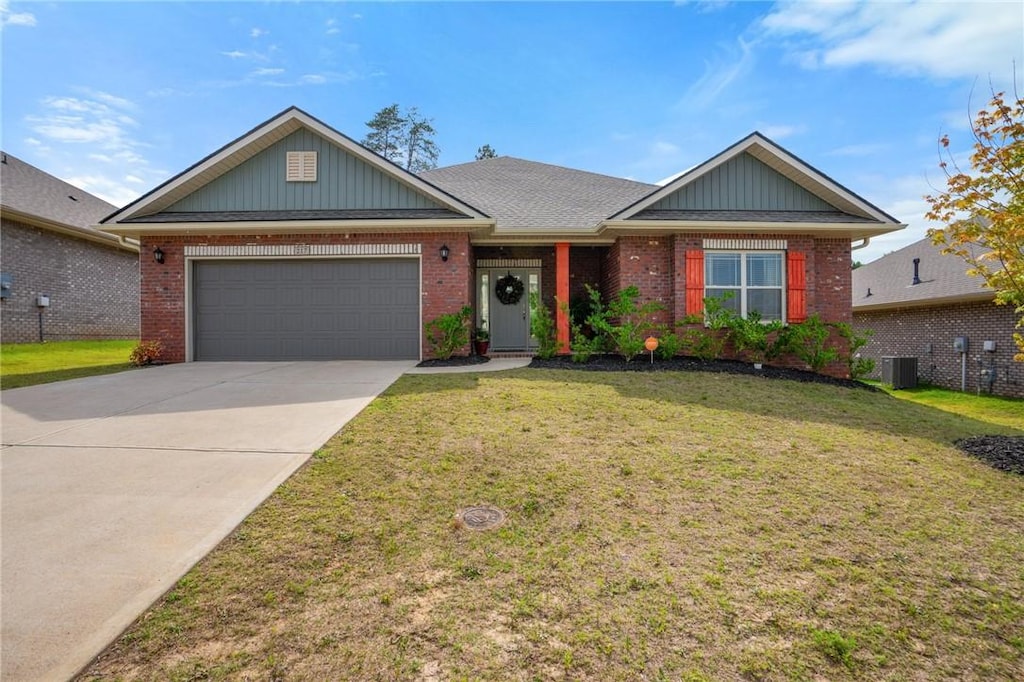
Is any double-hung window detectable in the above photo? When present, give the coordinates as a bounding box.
[705,251,784,321]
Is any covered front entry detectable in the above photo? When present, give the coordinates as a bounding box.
[478,264,540,352]
[192,258,420,360]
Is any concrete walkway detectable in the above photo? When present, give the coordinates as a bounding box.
[0,361,413,682]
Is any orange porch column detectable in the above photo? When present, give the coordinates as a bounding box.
[556,242,570,353]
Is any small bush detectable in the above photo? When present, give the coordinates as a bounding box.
[833,322,875,379]
[425,305,472,359]
[679,324,724,363]
[586,285,663,362]
[781,315,839,373]
[530,292,560,359]
[729,311,784,365]
[653,329,683,360]
[129,340,163,366]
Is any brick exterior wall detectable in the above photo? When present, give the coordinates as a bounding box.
[140,232,471,363]
[1,218,139,343]
[855,300,1024,398]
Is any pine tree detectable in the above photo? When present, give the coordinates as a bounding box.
[475,144,497,160]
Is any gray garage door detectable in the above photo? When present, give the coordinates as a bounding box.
[193,258,420,360]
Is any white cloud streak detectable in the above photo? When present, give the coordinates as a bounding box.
[1,0,36,28]
[761,1,1024,81]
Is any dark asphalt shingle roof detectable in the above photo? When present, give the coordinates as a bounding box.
[125,208,469,223]
[421,157,656,230]
[852,236,994,309]
[0,152,117,229]
[632,209,880,223]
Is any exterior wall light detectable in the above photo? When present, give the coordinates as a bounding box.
[440,244,450,262]
[153,247,165,264]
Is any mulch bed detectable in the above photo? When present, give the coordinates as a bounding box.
[528,354,878,391]
[956,436,1024,475]
[415,355,491,368]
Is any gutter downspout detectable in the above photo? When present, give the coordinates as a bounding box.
[851,237,870,251]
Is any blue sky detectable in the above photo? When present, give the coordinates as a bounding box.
[2,1,1021,262]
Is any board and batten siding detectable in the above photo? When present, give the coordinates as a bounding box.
[653,152,836,212]
[167,129,444,212]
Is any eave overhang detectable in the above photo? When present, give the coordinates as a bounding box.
[99,218,495,239]
[3,206,140,252]
[600,219,906,240]
[852,291,995,312]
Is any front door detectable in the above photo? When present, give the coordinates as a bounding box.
[486,269,539,351]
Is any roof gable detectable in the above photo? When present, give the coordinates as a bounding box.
[612,132,899,224]
[165,128,446,213]
[103,107,486,224]
[649,152,837,212]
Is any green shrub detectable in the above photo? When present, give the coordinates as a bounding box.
[833,322,875,379]
[530,292,560,359]
[729,311,784,365]
[129,340,164,366]
[424,305,472,359]
[679,324,724,363]
[653,329,683,360]
[781,315,839,372]
[586,285,664,362]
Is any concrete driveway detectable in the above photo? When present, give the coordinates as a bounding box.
[0,361,413,681]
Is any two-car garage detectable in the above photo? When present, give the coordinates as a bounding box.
[191,258,420,361]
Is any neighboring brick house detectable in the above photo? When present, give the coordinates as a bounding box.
[1,152,140,343]
[99,107,904,375]
[852,237,1023,398]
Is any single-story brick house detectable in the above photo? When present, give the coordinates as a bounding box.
[1,152,140,343]
[852,237,1023,398]
[99,107,903,373]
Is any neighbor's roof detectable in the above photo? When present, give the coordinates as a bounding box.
[0,152,135,250]
[421,156,655,231]
[852,236,994,311]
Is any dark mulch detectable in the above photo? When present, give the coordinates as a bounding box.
[956,435,1024,475]
[528,354,878,391]
[416,355,490,368]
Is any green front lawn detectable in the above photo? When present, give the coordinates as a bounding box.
[82,370,1024,681]
[1,339,137,389]
[880,383,1023,429]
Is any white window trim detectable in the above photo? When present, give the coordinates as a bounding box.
[705,250,786,323]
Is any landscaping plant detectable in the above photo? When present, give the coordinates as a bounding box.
[529,292,560,359]
[780,314,839,372]
[832,322,875,380]
[729,311,784,366]
[585,285,663,362]
[424,305,472,359]
[129,340,164,366]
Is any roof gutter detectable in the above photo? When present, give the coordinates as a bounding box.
[99,218,496,239]
[851,237,870,250]
[2,206,140,252]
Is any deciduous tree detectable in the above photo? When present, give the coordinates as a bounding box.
[925,90,1024,361]
[475,144,497,160]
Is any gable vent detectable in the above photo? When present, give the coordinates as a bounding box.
[286,151,317,182]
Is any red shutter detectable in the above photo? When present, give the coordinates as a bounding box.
[685,249,704,316]
[787,251,807,323]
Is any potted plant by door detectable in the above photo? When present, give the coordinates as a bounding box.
[474,328,490,356]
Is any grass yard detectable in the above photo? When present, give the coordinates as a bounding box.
[0,339,137,389]
[880,383,1023,430]
[82,370,1024,681]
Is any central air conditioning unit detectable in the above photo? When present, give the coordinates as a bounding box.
[881,356,918,389]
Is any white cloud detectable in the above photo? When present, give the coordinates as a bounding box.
[351,13,363,20]
[681,37,754,109]
[24,90,162,207]
[757,123,805,140]
[761,1,1024,81]
[1,0,36,28]
[251,67,285,77]
[250,27,267,38]
[299,74,327,85]
[827,142,889,158]
[326,18,341,35]
[221,50,248,59]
